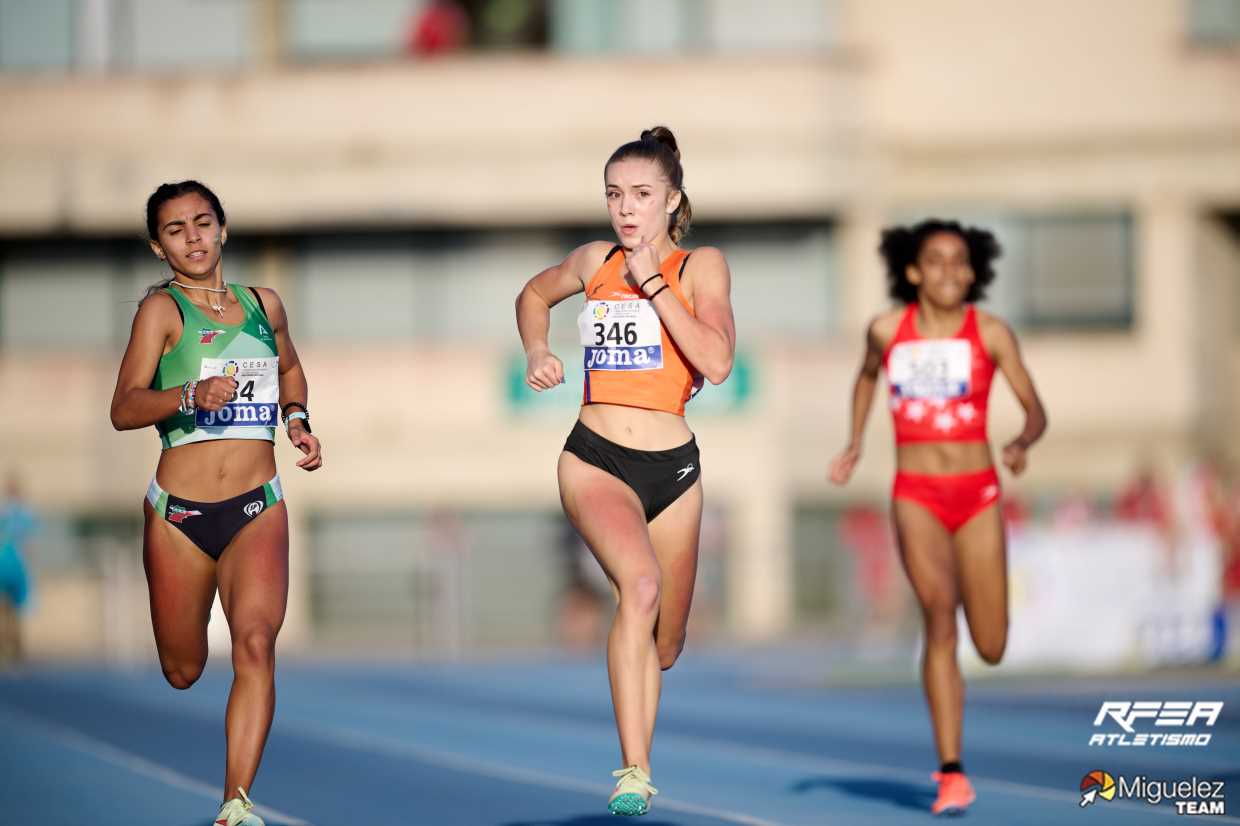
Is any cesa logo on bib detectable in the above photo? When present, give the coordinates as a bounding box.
[593,303,610,320]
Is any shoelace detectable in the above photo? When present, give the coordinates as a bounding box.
[612,766,659,797]
[218,788,255,825]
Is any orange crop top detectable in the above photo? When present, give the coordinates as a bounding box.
[576,245,702,416]
[884,304,995,444]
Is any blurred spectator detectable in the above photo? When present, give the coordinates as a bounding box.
[0,473,36,664]
[1051,493,1094,532]
[407,0,471,57]
[1001,493,1032,533]
[555,522,606,652]
[1113,465,1173,534]
[1218,490,1240,665]
[470,0,547,49]
[839,504,906,642]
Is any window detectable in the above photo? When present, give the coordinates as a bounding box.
[792,504,846,626]
[691,222,838,339]
[309,509,566,648]
[550,0,838,54]
[113,0,252,69]
[550,0,701,53]
[1224,212,1240,338]
[0,239,262,350]
[890,210,1134,330]
[1023,214,1132,328]
[1189,0,1240,44]
[0,245,118,348]
[704,0,838,53]
[0,0,74,70]
[297,237,418,340]
[409,232,561,341]
[287,0,415,61]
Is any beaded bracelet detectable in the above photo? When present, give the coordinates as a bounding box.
[178,380,198,415]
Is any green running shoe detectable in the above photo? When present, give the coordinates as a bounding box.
[608,765,658,816]
[214,787,264,826]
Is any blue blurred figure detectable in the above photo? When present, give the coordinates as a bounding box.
[0,472,36,663]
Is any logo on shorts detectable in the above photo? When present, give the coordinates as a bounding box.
[243,500,264,518]
[166,505,203,524]
[676,463,695,481]
[199,328,226,344]
[1090,701,1222,747]
[980,484,999,503]
[1079,770,1116,806]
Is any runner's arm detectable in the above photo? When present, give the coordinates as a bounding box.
[829,319,885,485]
[259,287,321,471]
[650,247,735,385]
[987,317,1046,458]
[109,294,186,430]
[516,242,605,390]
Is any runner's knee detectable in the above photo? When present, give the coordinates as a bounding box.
[971,625,1007,665]
[161,656,205,690]
[657,634,685,670]
[923,609,958,648]
[620,573,662,618]
[231,624,278,673]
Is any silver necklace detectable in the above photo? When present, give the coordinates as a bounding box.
[171,280,228,319]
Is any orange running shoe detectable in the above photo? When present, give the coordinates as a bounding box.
[931,771,976,816]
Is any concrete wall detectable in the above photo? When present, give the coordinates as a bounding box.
[2,0,1238,649]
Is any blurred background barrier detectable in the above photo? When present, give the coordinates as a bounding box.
[0,0,1238,672]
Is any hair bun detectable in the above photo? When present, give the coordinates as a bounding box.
[640,126,680,160]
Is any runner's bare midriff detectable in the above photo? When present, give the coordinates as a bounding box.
[155,439,276,501]
[896,440,993,476]
[579,403,693,451]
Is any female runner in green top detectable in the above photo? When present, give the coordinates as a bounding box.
[110,181,321,826]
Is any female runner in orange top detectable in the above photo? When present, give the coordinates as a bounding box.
[515,126,735,816]
[830,219,1047,816]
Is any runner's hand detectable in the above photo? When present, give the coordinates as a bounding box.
[828,444,862,485]
[526,348,564,391]
[625,236,662,293]
[289,423,322,471]
[1002,441,1027,475]
[195,376,237,411]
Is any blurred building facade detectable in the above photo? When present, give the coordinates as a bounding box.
[1,0,1238,657]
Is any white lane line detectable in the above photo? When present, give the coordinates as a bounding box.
[0,701,313,826]
[283,698,1240,824]
[286,717,785,826]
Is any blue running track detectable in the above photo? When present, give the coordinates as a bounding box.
[1,648,1237,825]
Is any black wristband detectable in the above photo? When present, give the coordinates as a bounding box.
[639,273,663,292]
[649,284,670,301]
[281,402,307,421]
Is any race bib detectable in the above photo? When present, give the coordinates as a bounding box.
[195,356,279,427]
[579,299,663,372]
[888,340,971,399]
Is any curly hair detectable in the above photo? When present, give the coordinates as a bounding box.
[879,219,1001,304]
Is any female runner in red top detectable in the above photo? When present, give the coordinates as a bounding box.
[830,219,1047,816]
